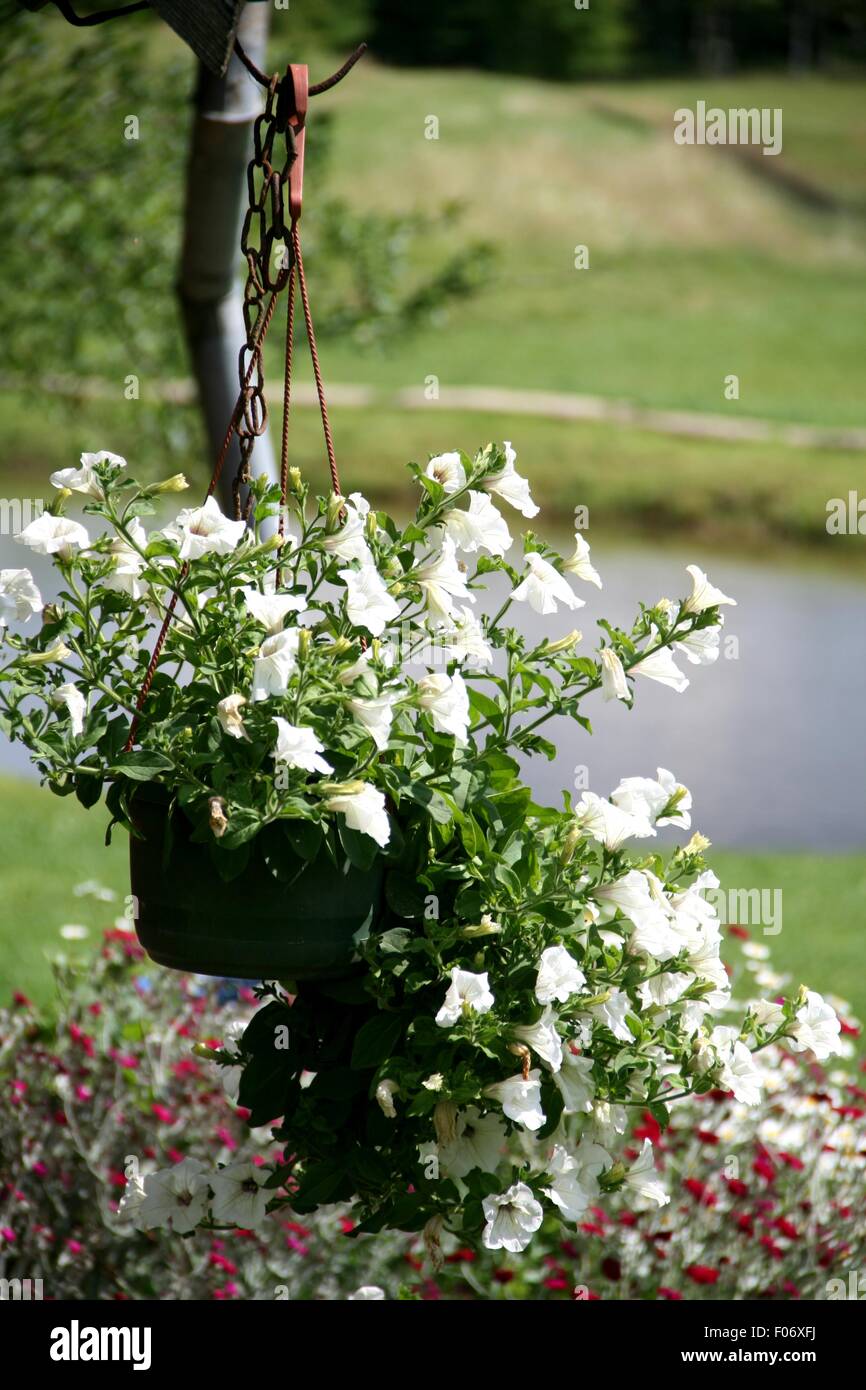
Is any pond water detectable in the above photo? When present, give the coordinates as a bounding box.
[2,530,864,850]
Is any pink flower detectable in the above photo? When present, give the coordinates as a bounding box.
[151,1103,174,1124]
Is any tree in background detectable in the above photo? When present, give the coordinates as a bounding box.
[0,10,491,471]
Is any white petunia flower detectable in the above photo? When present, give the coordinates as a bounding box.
[348,1286,386,1300]
[513,1006,563,1072]
[54,683,87,737]
[136,1157,209,1235]
[242,587,306,634]
[435,967,494,1027]
[675,621,723,666]
[348,693,398,751]
[50,450,126,498]
[0,568,42,626]
[216,693,249,740]
[484,1069,545,1131]
[442,491,512,556]
[416,671,470,743]
[415,536,474,624]
[273,718,333,775]
[562,532,602,588]
[590,987,634,1043]
[482,441,539,518]
[164,496,246,560]
[15,512,89,557]
[251,629,300,701]
[752,998,786,1031]
[210,1160,269,1229]
[630,632,689,693]
[437,605,493,668]
[439,1107,506,1179]
[324,782,390,847]
[425,452,466,494]
[512,551,583,615]
[553,1048,595,1115]
[599,647,629,702]
[709,1026,763,1105]
[611,767,692,830]
[102,518,147,599]
[338,561,400,636]
[543,1140,610,1221]
[574,791,655,851]
[683,564,737,614]
[623,1138,669,1207]
[789,991,842,1061]
[535,944,586,1005]
[482,1182,544,1253]
[322,494,372,565]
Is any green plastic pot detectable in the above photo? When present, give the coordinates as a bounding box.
[128,786,383,980]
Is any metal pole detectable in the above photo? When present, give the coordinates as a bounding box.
[176,0,277,518]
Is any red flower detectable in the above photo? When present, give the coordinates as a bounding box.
[753,1153,775,1182]
[445,1248,476,1264]
[543,1277,570,1292]
[601,1257,621,1281]
[775,1218,799,1240]
[728,925,749,940]
[658,1286,683,1300]
[726,1178,749,1197]
[493,1268,514,1284]
[760,1236,784,1260]
[685,1264,720,1285]
[634,1111,662,1144]
[695,1129,720,1145]
[683,1178,716,1206]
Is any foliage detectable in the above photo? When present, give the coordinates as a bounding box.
[0,926,861,1300]
[0,441,844,1246]
[0,14,491,464]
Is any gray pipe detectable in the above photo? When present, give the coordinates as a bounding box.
[176,0,278,520]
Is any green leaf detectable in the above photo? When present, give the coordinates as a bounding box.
[75,774,103,809]
[350,1011,406,1070]
[111,750,174,781]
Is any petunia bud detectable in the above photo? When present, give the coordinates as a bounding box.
[423,1215,444,1272]
[325,492,344,532]
[288,467,302,494]
[297,628,311,661]
[21,640,71,666]
[461,914,502,939]
[317,779,366,798]
[544,629,583,656]
[149,473,189,494]
[433,1100,459,1147]
[685,831,711,854]
[209,796,229,838]
[559,823,580,866]
[49,489,72,513]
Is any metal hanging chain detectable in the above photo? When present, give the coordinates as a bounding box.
[49,0,150,24]
[124,43,364,751]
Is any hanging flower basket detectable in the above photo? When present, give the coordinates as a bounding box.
[129,784,384,979]
[0,44,844,1252]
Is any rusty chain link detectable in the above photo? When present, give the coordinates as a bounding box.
[232,76,295,523]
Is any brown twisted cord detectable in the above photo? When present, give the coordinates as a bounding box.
[292,222,340,497]
[275,262,297,586]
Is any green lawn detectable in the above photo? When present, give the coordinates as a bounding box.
[2,61,865,551]
[316,63,866,426]
[2,775,864,1028]
[1,390,864,559]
